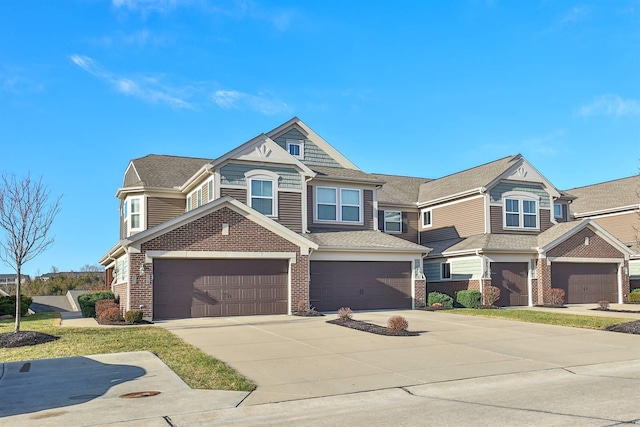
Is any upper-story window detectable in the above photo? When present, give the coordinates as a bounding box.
[207,180,213,202]
[123,196,143,235]
[503,193,538,229]
[316,186,362,223]
[384,210,402,233]
[554,203,563,219]
[441,262,451,280]
[286,139,304,159]
[245,170,279,217]
[422,209,432,228]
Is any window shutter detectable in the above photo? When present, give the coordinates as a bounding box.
[402,212,408,233]
[378,210,385,231]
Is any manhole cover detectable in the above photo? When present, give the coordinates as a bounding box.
[119,391,161,399]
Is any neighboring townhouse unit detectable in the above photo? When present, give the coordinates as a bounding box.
[416,155,634,306]
[566,175,640,290]
[100,118,428,320]
[0,273,31,294]
[100,118,637,319]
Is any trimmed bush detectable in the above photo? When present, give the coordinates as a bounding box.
[598,300,610,310]
[631,288,640,293]
[428,292,453,309]
[337,307,353,320]
[78,291,115,318]
[124,309,144,324]
[629,293,640,303]
[95,299,118,318]
[387,315,409,332]
[0,295,33,316]
[456,290,482,308]
[98,306,123,323]
[484,286,501,306]
[548,288,565,306]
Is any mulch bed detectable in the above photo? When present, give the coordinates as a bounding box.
[327,318,419,336]
[0,331,59,348]
[293,310,324,317]
[605,321,640,334]
[534,304,567,308]
[96,319,154,326]
[592,308,640,314]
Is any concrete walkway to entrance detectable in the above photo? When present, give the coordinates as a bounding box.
[160,309,640,406]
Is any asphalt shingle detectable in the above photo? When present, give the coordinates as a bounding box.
[566,175,640,214]
[128,155,212,189]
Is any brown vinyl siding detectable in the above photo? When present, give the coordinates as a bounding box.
[591,212,640,245]
[147,197,186,228]
[420,197,484,243]
[490,206,552,234]
[307,185,374,231]
[221,187,247,202]
[119,200,126,240]
[276,191,303,232]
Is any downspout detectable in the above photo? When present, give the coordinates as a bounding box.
[303,176,313,233]
[476,249,485,296]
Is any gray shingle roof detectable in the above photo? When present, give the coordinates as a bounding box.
[304,230,429,252]
[129,155,212,189]
[311,166,385,184]
[566,175,640,214]
[418,155,521,204]
[371,173,432,205]
[536,221,586,248]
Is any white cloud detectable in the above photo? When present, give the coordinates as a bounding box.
[112,0,183,13]
[213,90,291,115]
[70,54,191,109]
[578,94,640,117]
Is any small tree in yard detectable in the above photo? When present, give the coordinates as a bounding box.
[0,173,61,333]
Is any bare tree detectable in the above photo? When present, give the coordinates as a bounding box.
[0,173,61,333]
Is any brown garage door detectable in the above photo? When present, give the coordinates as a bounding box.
[153,259,288,319]
[551,263,618,304]
[310,261,412,311]
[490,262,528,306]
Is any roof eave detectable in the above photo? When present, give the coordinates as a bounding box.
[573,204,640,218]
[418,187,485,208]
[315,246,429,254]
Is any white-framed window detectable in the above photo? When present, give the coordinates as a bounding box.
[245,170,279,217]
[123,196,143,234]
[315,186,362,223]
[440,262,451,280]
[186,196,192,211]
[384,210,402,233]
[503,193,539,229]
[208,180,213,202]
[196,188,202,208]
[286,139,304,159]
[422,209,432,228]
[554,203,563,219]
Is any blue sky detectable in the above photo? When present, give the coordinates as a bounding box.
[1,0,639,276]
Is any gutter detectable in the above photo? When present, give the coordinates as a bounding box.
[418,187,485,208]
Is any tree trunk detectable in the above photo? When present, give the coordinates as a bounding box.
[14,268,21,333]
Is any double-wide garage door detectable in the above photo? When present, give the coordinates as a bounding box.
[551,263,618,304]
[310,261,412,311]
[153,259,288,319]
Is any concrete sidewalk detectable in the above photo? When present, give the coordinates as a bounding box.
[0,351,248,426]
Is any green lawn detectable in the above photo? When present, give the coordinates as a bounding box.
[450,308,631,330]
[0,313,255,391]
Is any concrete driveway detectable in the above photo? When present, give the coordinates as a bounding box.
[160,310,640,406]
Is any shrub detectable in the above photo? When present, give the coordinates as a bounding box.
[98,306,123,323]
[548,288,565,306]
[95,299,118,318]
[0,295,33,316]
[629,293,640,303]
[337,307,353,320]
[78,291,115,318]
[632,288,640,293]
[598,300,610,310]
[456,290,482,308]
[296,300,308,312]
[387,315,408,332]
[427,292,453,309]
[484,286,501,306]
[124,309,144,324]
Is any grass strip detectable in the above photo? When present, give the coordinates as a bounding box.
[0,313,255,391]
[450,308,630,330]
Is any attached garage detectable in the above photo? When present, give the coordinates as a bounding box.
[310,261,412,311]
[551,263,618,304]
[490,262,528,306]
[153,259,289,319]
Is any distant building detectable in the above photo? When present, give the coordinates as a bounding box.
[0,273,31,293]
[35,271,99,281]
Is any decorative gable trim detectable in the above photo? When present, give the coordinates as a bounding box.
[123,162,141,186]
[487,157,562,200]
[266,117,360,170]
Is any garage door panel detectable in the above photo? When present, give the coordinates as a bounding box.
[552,263,617,304]
[153,259,288,319]
[310,261,412,311]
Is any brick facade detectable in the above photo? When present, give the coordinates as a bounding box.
[414,279,426,307]
[127,207,309,318]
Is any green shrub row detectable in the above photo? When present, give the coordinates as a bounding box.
[428,292,453,309]
[455,290,482,308]
[0,295,33,316]
[78,291,115,318]
[628,292,640,303]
